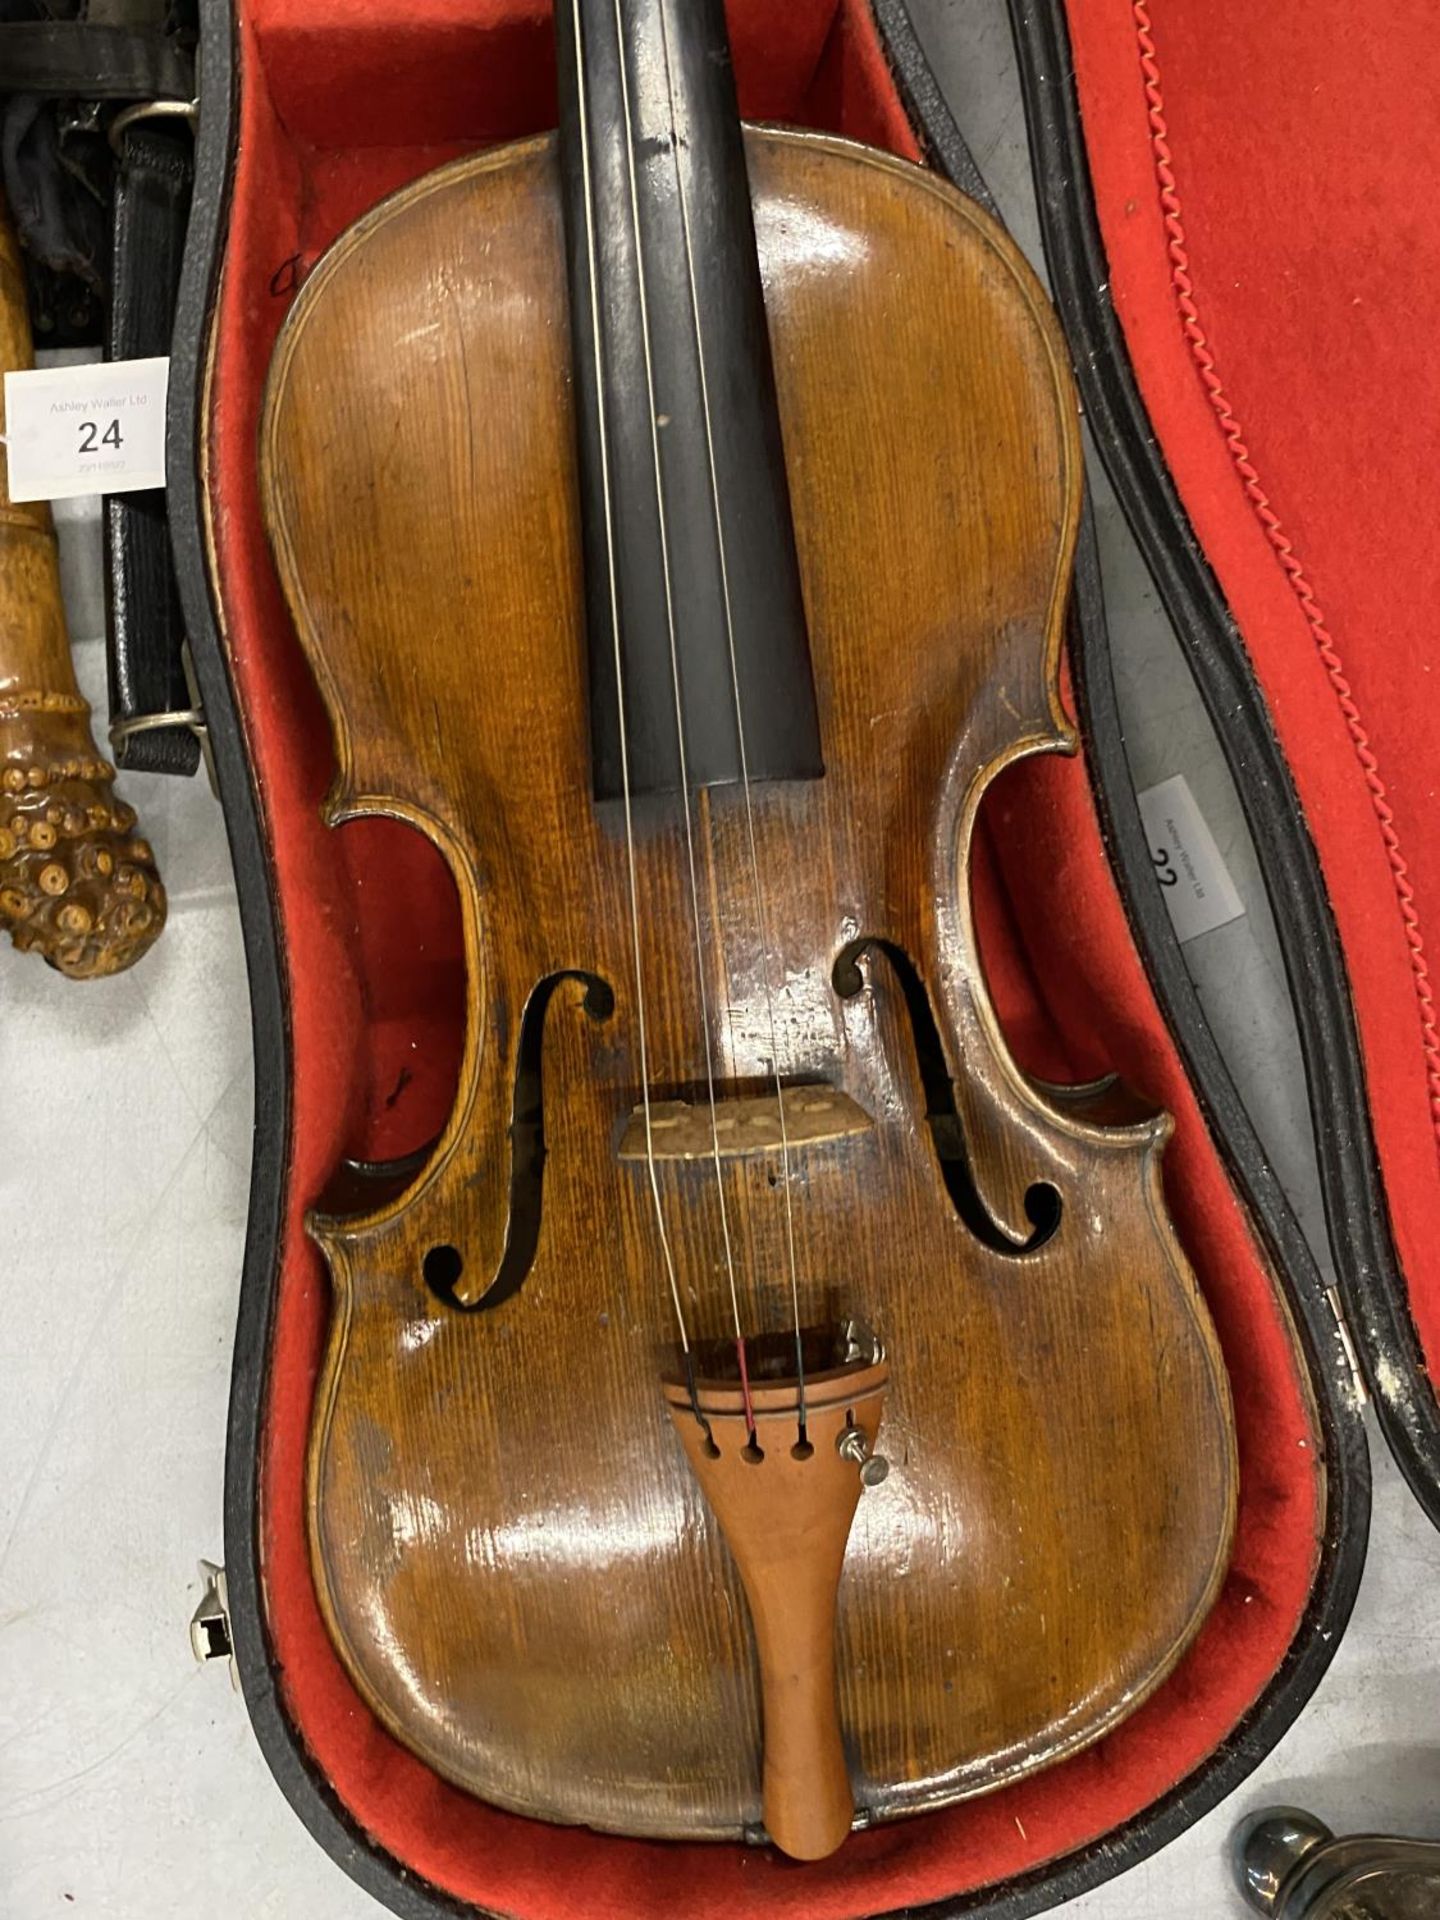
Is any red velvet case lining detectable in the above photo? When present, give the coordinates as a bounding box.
[207,4,1323,1913]
[1063,0,1440,1388]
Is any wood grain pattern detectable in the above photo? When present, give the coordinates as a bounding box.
[0,194,165,979]
[261,130,1238,1843]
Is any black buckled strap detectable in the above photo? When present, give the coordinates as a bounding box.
[105,116,200,776]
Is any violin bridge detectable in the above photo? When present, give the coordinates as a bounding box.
[618,1086,873,1162]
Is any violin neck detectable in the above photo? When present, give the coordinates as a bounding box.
[555,0,822,802]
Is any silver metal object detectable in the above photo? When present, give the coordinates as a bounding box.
[840,1317,884,1367]
[1235,1807,1440,1918]
[1325,1285,1369,1406]
[189,1559,240,1690]
[108,641,218,798]
[108,96,200,158]
[108,707,206,742]
[837,1424,889,1488]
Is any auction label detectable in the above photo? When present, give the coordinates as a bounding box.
[1136,772,1245,944]
[3,356,169,502]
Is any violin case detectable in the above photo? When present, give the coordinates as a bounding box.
[159,0,1439,1913]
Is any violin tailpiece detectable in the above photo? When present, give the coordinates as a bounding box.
[664,1356,890,1861]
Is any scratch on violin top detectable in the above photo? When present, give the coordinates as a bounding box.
[395,317,442,351]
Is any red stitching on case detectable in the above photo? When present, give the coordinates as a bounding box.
[1132,0,1440,1143]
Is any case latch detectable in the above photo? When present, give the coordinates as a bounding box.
[189,1558,239,1689]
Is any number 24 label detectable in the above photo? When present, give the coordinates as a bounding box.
[2,355,168,502]
[77,417,124,455]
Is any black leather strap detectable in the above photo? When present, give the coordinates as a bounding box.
[104,118,199,776]
[0,22,193,102]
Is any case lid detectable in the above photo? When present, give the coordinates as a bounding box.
[1010,0,1440,1529]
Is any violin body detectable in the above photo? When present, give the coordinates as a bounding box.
[263,123,1235,1846]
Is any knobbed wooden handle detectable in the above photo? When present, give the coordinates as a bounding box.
[0,191,164,978]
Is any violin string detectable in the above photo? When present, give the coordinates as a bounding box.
[656,0,809,1441]
[610,0,757,1440]
[571,0,698,1401]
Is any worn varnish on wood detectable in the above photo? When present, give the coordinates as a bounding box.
[261,122,1237,1848]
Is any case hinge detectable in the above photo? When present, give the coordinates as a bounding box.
[189,1558,240,1690]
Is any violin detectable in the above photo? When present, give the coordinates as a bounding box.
[260,0,1237,1862]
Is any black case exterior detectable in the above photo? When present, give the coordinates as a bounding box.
[1005,0,1440,1530]
[166,1,1371,1913]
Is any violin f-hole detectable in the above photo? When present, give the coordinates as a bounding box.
[423,966,614,1313]
[833,936,1062,1255]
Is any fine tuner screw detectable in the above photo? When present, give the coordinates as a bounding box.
[837,1424,889,1487]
